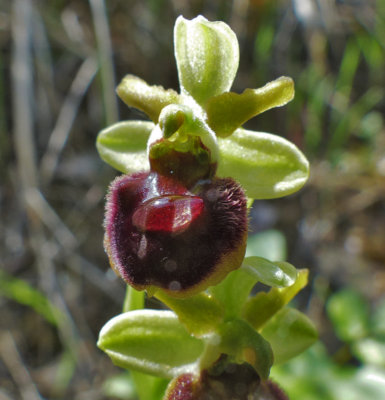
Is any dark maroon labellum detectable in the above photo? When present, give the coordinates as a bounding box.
[104,171,247,296]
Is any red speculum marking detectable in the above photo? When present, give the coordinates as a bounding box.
[132,195,204,234]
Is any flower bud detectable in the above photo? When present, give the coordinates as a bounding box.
[104,171,247,297]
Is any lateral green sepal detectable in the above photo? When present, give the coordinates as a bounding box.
[97,310,204,379]
[96,120,153,173]
[217,128,309,199]
[260,307,318,364]
[117,75,180,122]
[206,76,294,138]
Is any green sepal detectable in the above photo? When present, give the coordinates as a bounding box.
[97,310,204,379]
[206,76,294,138]
[242,269,308,330]
[155,291,224,338]
[217,128,309,199]
[242,257,297,288]
[260,307,318,365]
[174,15,239,105]
[117,75,180,122]
[209,268,257,319]
[218,319,273,380]
[96,120,153,173]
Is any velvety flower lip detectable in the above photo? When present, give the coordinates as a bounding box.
[104,171,247,297]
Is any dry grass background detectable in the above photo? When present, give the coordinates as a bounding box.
[1,0,384,399]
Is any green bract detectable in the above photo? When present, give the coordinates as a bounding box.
[96,15,309,200]
[97,310,204,379]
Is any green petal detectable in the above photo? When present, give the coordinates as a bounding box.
[96,120,153,173]
[260,308,318,365]
[218,319,273,380]
[206,76,294,138]
[217,128,309,199]
[242,269,308,330]
[242,257,298,288]
[155,291,224,338]
[117,75,180,122]
[97,310,204,379]
[174,16,239,105]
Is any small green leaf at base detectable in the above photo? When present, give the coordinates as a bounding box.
[97,310,204,379]
[260,308,318,365]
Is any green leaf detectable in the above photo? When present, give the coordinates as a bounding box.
[97,310,204,378]
[116,75,180,122]
[243,269,308,330]
[326,288,370,342]
[246,229,287,261]
[209,268,256,319]
[352,337,385,368]
[217,128,309,199]
[96,120,153,173]
[103,372,137,400]
[218,319,273,380]
[260,307,318,365]
[174,16,239,105]
[372,298,385,336]
[206,76,294,138]
[242,257,297,288]
[0,270,63,326]
[155,291,224,337]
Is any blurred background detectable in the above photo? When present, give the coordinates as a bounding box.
[1,0,385,398]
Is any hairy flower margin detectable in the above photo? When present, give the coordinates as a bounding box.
[97,15,316,400]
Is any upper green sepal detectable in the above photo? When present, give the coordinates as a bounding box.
[117,75,180,122]
[217,128,309,199]
[206,76,294,138]
[174,15,239,105]
[97,310,204,379]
